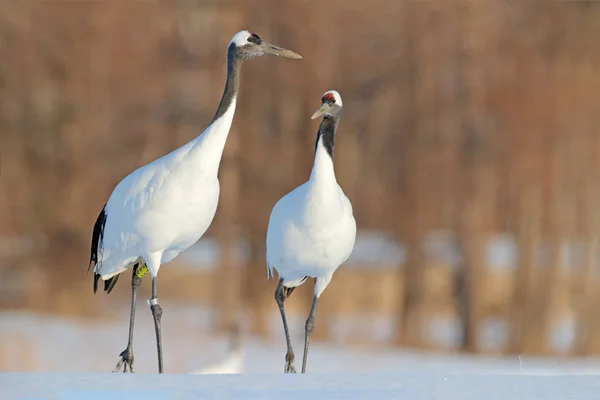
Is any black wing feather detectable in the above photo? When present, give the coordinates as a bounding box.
[104,274,120,294]
[89,205,107,293]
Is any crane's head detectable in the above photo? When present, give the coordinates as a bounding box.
[229,30,302,60]
[311,90,343,119]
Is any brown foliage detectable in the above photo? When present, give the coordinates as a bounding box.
[1,0,599,355]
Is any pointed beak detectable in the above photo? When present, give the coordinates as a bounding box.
[311,103,328,119]
[261,41,302,59]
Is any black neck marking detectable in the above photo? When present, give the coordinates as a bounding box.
[315,115,338,158]
[212,44,243,123]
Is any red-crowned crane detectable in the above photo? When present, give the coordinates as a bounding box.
[266,90,356,373]
[89,31,301,374]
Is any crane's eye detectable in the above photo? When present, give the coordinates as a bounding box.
[247,33,262,44]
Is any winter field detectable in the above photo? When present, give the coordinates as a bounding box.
[1,304,599,400]
[1,236,599,399]
[2,373,600,400]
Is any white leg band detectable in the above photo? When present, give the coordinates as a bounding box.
[148,298,159,306]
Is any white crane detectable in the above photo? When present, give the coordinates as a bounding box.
[266,90,356,373]
[88,30,301,374]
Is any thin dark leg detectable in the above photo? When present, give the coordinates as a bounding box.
[275,278,296,373]
[301,294,319,373]
[149,276,164,373]
[113,267,143,373]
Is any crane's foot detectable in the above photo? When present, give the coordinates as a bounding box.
[284,351,296,374]
[113,347,135,373]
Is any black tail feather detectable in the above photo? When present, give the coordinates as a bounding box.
[283,276,308,298]
[93,272,121,294]
[93,273,100,294]
[88,205,107,274]
[94,262,141,295]
[283,286,296,298]
[89,205,107,293]
[105,274,120,294]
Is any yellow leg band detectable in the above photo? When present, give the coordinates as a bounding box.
[136,264,149,279]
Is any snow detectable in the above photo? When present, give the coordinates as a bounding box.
[1,307,599,399]
[1,373,599,400]
[3,305,599,374]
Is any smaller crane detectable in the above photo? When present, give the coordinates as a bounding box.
[266,90,356,373]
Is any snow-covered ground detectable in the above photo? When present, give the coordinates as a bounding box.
[1,305,599,399]
[2,304,599,375]
[0,373,600,400]
[2,373,600,400]
[2,231,597,398]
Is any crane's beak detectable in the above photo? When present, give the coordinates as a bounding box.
[261,41,302,59]
[311,103,329,119]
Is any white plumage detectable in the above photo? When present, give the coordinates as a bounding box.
[266,90,356,373]
[265,152,356,297]
[88,30,301,373]
[98,103,235,280]
[266,89,355,297]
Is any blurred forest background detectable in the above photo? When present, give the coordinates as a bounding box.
[1,0,600,370]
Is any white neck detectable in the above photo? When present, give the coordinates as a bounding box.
[308,136,337,197]
[188,99,237,176]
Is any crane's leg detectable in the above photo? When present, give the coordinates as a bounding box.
[113,264,144,373]
[149,276,164,373]
[275,278,296,373]
[301,294,319,373]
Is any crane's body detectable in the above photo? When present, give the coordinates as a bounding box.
[266,90,355,374]
[88,30,301,374]
[95,102,235,283]
[266,155,355,297]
